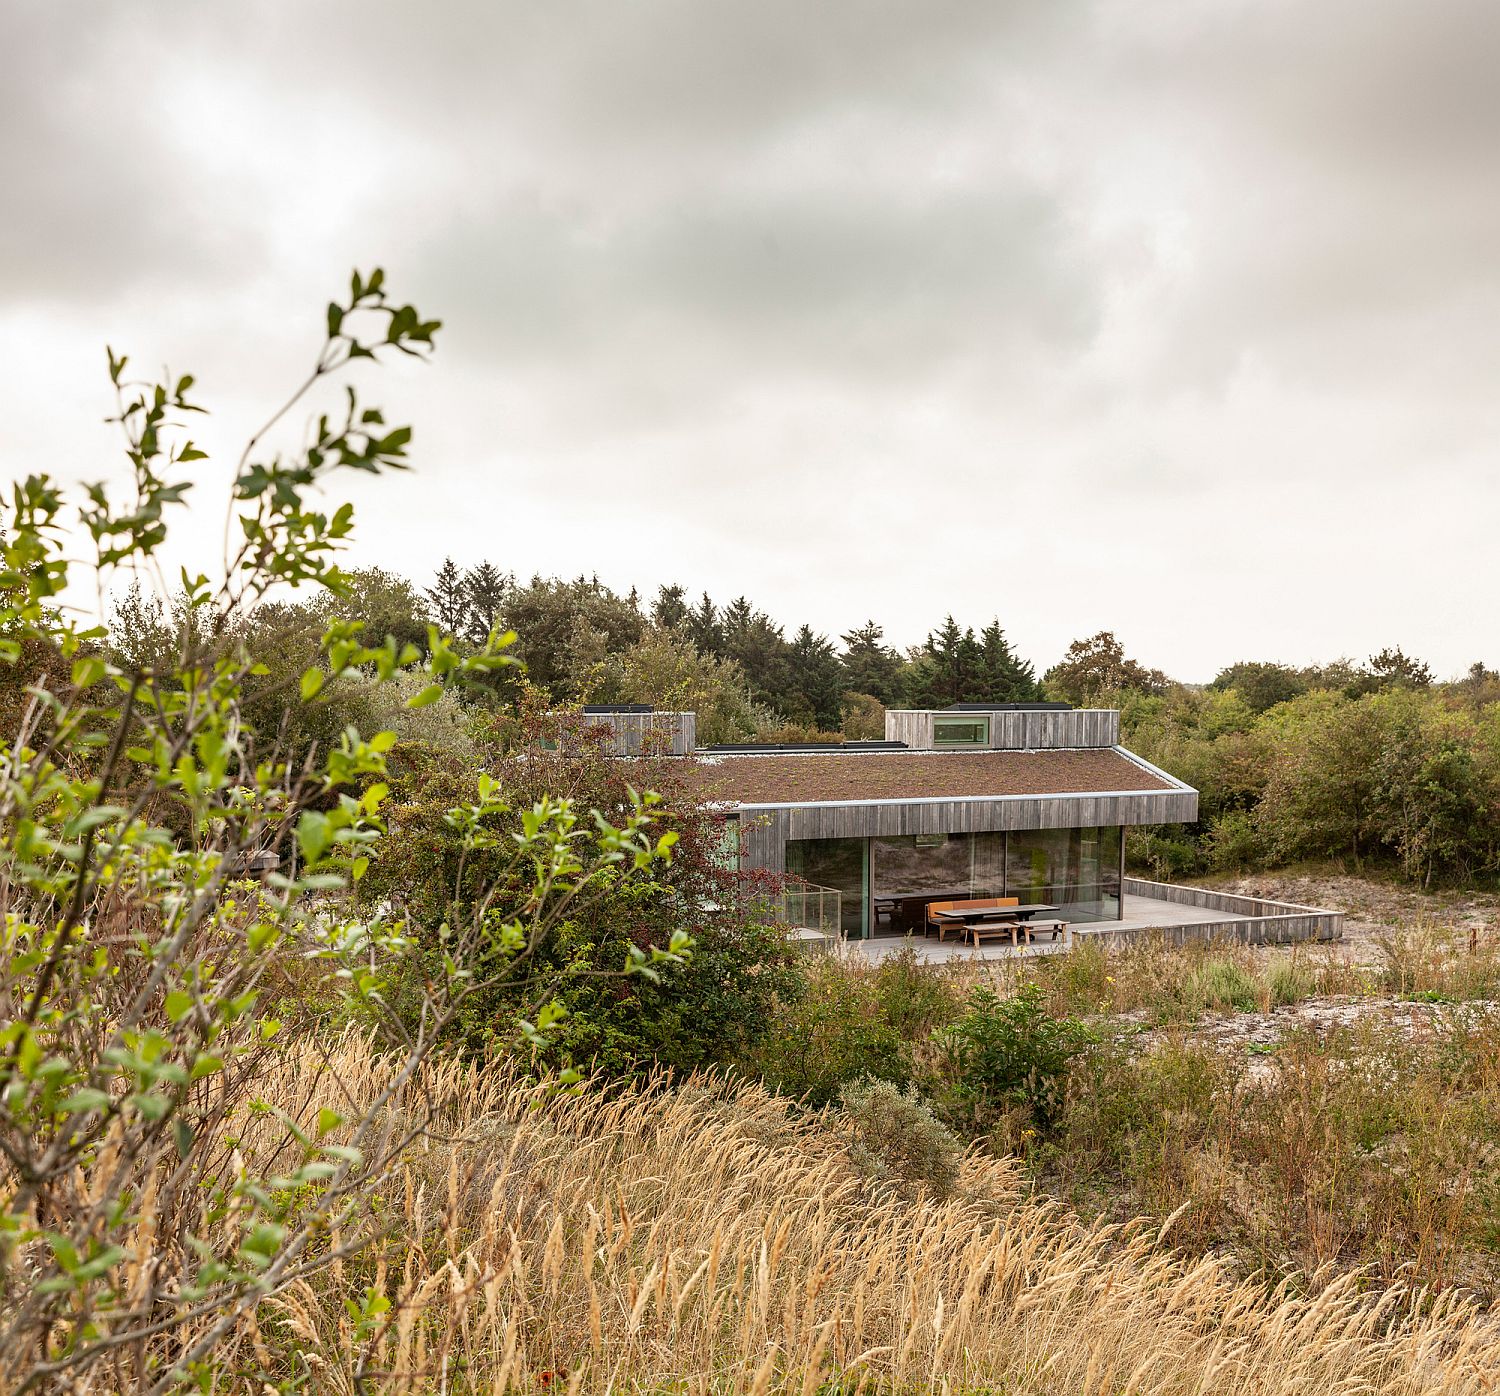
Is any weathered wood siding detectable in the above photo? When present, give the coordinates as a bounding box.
[885,709,1119,750]
[574,711,696,756]
[1090,915,1341,947]
[885,711,934,748]
[736,789,1198,874]
[1116,876,1344,944]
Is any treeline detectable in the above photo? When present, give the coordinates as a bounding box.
[92,556,1500,886]
[103,557,1053,747]
[1125,661,1500,887]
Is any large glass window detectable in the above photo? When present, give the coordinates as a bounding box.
[870,832,1004,935]
[1006,826,1120,922]
[932,715,990,747]
[785,838,867,939]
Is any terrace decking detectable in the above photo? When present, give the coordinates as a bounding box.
[848,880,1343,965]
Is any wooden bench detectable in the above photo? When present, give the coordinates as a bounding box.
[968,917,1069,948]
[926,896,1019,943]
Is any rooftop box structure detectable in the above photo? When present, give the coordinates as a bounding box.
[887,707,1121,750]
[560,708,696,756]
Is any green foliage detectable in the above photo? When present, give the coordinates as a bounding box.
[1266,957,1316,1007]
[1183,958,1260,1013]
[934,985,1097,1133]
[1044,631,1169,706]
[1124,677,1500,886]
[0,273,685,1390]
[750,957,910,1107]
[840,1076,963,1200]
[580,622,771,744]
[872,946,962,1040]
[1049,1017,1500,1290]
[363,703,793,1078]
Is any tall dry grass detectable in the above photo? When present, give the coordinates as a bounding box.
[54,1030,1500,1394]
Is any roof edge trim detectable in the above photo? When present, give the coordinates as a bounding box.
[719,787,1191,812]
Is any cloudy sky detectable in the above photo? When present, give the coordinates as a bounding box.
[6,1,1499,681]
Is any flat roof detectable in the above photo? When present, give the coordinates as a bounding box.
[683,747,1175,807]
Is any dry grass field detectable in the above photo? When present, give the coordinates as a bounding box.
[48,1029,1500,1395]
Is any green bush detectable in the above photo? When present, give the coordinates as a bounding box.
[530,880,803,1077]
[872,946,963,1039]
[751,958,908,1106]
[1265,957,1316,1007]
[840,1076,963,1200]
[934,984,1097,1134]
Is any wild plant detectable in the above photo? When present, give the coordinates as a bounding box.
[0,274,684,1392]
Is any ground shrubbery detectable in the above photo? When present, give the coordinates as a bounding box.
[1123,682,1500,886]
[743,926,1500,1296]
[839,1075,963,1200]
[1049,1011,1500,1291]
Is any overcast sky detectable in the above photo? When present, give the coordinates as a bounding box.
[6,1,1499,682]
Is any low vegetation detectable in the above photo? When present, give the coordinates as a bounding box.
[34,1028,1500,1393]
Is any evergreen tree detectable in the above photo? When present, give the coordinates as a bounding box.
[425,556,473,638]
[839,620,905,706]
[974,619,1040,701]
[685,592,723,656]
[786,624,845,730]
[721,597,797,716]
[905,616,981,708]
[651,583,690,631]
[463,560,512,643]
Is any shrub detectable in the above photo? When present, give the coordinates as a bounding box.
[0,274,686,1390]
[839,1076,963,1200]
[872,945,963,1039]
[934,984,1097,1134]
[365,701,796,1077]
[751,958,908,1106]
[1266,956,1316,1007]
[1184,957,1260,1013]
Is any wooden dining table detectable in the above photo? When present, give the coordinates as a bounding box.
[931,903,1063,947]
[931,903,1060,927]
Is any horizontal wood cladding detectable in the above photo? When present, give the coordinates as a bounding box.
[885,709,1119,750]
[734,789,1198,871]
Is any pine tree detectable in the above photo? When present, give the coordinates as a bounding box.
[787,624,845,730]
[463,560,511,643]
[652,583,689,631]
[721,598,796,715]
[974,619,1040,701]
[425,557,472,638]
[905,616,981,707]
[839,620,905,706]
[685,593,722,656]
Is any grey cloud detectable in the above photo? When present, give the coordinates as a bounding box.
[7,0,1500,680]
[0,5,273,307]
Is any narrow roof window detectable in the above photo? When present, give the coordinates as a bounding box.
[932,715,990,747]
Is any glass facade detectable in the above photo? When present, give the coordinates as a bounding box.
[1005,825,1120,922]
[784,825,1121,938]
